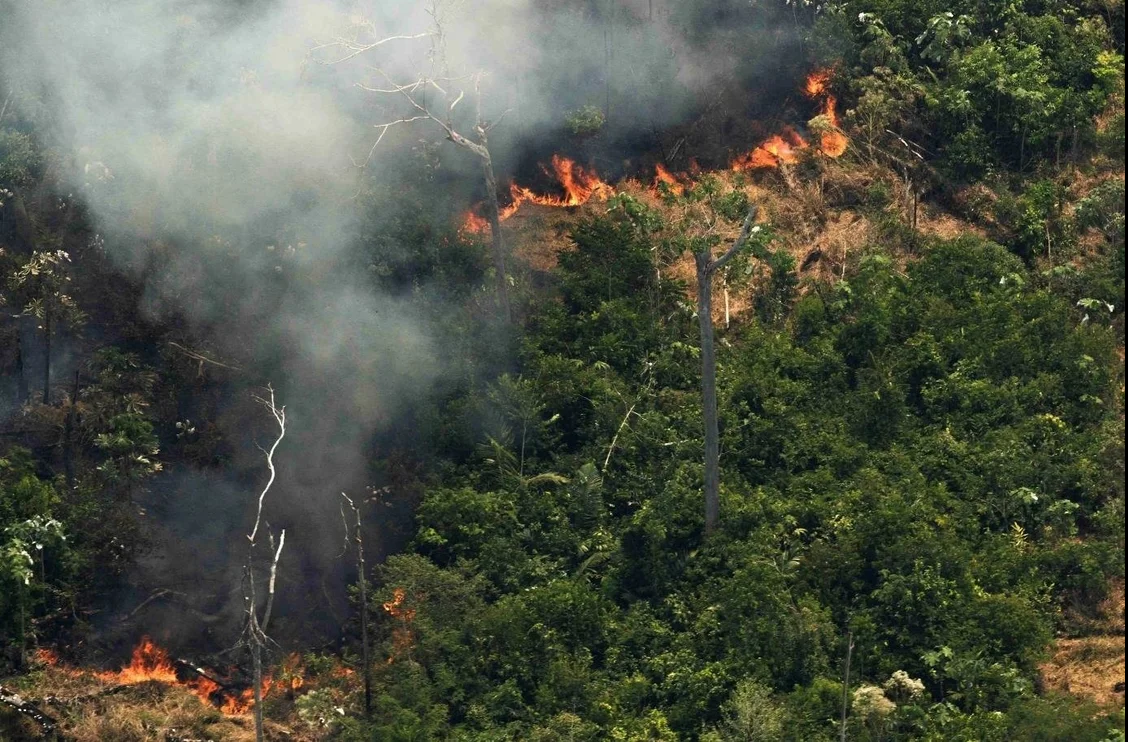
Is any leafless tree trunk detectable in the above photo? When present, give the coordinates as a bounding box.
[322,3,513,323]
[341,493,372,718]
[839,630,854,742]
[15,330,28,405]
[63,370,79,489]
[695,207,757,535]
[41,299,51,405]
[475,124,512,323]
[240,386,287,742]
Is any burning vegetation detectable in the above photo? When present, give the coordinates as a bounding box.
[461,67,849,234]
[37,638,274,715]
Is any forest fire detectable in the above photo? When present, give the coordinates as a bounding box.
[730,67,848,170]
[653,163,688,195]
[37,638,272,715]
[503,154,615,218]
[461,154,615,234]
[459,67,849,233]
[730,128,809,170]
[459,210,490,235]
[806,68,848,157]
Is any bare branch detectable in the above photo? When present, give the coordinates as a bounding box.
[603,400,639,473]
[311,32,433,66]
[261,529,285,632]
[337,494,353,558]
[708,205,759,274]
[0,89,11,127]
[248,386,285,544]
[167,341,242,373]
[351,115,430,168]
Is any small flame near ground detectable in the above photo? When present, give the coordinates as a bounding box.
[382,587,417,664]
[36,638,279,715]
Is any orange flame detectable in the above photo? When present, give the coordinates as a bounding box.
[42,637,274,715]
[729,67,847,170]
[460,210,490,235]
[383,588,417,663]
[459,155,614,235]
[652,163,687,195]
[806,68,848,158]
[805,68,832,98]
[731,128,809,170]
[220,676,273,715]
[95,637,179,685]
[456,66,847,233]
[503,155,614,218]
[816,94,848,157]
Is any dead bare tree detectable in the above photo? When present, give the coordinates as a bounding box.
[316,2,513,323]
[340,492,372,718]
[239,385,287,742]
[695,206,758,535]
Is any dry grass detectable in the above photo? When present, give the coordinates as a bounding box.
[1,663,320,741]
[497,159,892,326]
[1040,579,1126,709]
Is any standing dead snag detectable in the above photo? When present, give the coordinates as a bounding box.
[695,206,758,535]
[239,385,286,742]
[340,492,372,718]
[316,2,513,323]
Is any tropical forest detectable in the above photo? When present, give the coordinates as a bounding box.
[0,0,1124,740]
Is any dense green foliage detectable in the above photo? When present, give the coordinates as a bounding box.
[342,204,1124,740]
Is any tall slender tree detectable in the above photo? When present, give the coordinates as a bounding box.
[695,206,757,534]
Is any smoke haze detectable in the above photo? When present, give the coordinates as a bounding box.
[0,0,802,650]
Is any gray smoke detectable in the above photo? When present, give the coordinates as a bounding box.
[0,0,796,648]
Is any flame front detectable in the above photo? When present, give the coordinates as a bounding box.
[729,67,847,171]
[457,66,848,233]
[43,637,273,715]
[461,155,614,236]
[95,637,179,685]
[506,155,614,216]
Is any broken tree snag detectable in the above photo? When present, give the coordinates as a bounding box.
[1,684,58,737]
[696,205,759,535]
[174,658,233,691]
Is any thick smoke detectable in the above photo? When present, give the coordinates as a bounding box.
[1,0,800,651]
